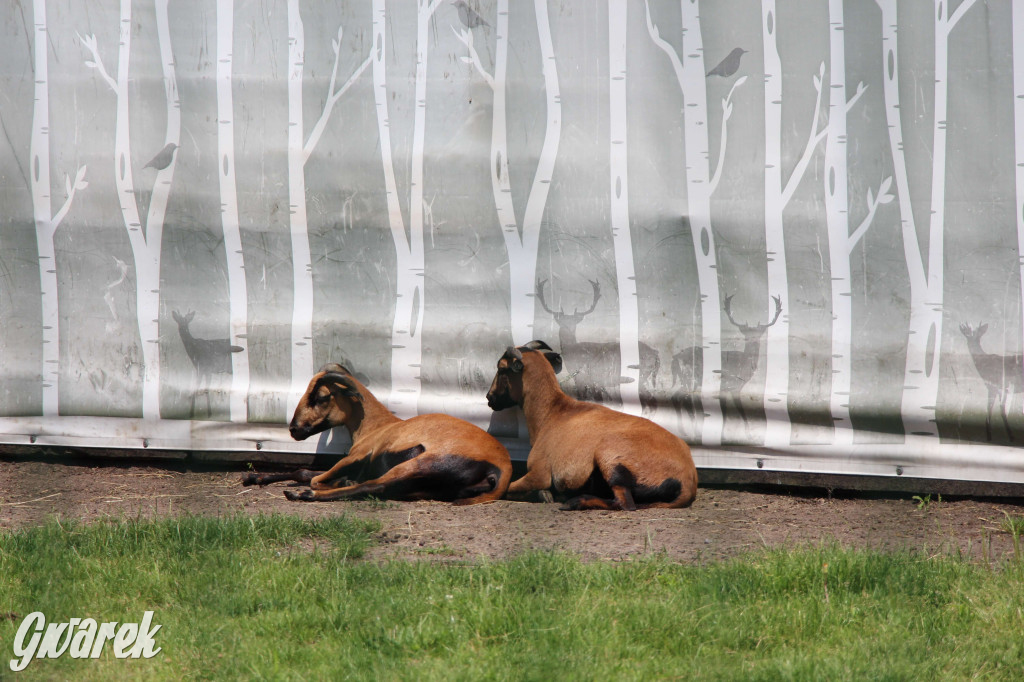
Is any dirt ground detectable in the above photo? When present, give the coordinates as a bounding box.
[3,455,1024,564]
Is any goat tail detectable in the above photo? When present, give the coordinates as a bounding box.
[639,447,698,510]
[453,455,514,505]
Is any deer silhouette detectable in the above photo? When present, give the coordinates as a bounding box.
[958,323,1024,442]
[172,310,244,419]
[535,279,660,413]
[671,295,782,433]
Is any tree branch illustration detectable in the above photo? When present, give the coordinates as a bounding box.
[708,76,746,196]
[303,25,373,162]
[848,176,893,252]
[49,167,89,236]
[782,63,866,208]
[452,27,494,89]
[77,32,117,93]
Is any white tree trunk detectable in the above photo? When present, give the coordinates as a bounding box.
[1014,1,1024,414]
[137,0,179,419]
[676,0,723,444]
[453,0,560,435]
[386,0,435,419]
[824,0,853,445]
[286,0,312,418]
[31,0,55,416]
[761,2,864,447]
[608,0,641,416]
[760,0,793,448]
[887,0,976,437]
[33,0,88,418]
[644,0,728,444]
[283,7,371,418]
[79,0,175,419]
[874,0,925,436]
[481,0,561,348]
[372,0,439,418]
[504,0,561,348]
[217,0,249,423]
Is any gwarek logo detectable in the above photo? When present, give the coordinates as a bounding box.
[9,611,162,672]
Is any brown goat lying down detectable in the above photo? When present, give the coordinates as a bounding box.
[487,342,697,511]
[242,364,512,504]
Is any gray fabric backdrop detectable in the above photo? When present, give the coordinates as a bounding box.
[1,0,1022,483]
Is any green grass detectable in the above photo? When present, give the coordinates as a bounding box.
[2,515,1024,680]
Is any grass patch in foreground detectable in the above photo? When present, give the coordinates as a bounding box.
[1,515,1023,680]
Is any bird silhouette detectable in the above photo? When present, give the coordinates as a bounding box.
[706,48,748,78]
[452,0,489,29]
[143,143,179,171]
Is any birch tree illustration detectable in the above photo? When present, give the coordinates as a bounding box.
[873,0,978,437]
[823,0,890,445]
[645,1,745,445]
[285,0,372,416]
[80,0,180,419]
[1015,1,1024,380]
[216,0,250,423]
[760,0,864,448]
[32,0,88,417]
[608,0,640,416]
[372,0,442,418]
[453,0,561,356]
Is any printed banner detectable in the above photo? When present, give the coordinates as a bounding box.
[1,0,1023,483]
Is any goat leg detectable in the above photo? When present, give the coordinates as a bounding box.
[561,486,635,511]
[286,458,426,502]
[241,469,323,487]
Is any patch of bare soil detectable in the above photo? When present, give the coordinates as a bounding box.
[2,456,1023,564]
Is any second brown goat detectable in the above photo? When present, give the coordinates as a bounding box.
[243,363,512,504]
[486,341,697,510]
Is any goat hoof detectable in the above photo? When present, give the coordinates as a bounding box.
[539,490,555,504]
[284,489,314,502]
[240,473,260,487]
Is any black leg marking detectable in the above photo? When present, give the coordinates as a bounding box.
[358,444,426,480]
[420,454,503,502]
[608,464,682,506]
[284,489,315,502]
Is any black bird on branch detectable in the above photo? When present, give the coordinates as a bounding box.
[144,143,178,171]
[706,48,747,78]
[453,0,489,29]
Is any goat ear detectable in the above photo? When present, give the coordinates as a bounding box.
[543,351,563,374]
[319,372,361,400]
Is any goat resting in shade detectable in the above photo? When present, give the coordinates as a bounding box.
[486,342,697,510]
[242,363,512,504]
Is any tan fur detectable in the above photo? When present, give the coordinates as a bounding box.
[258,365,513,504]
[488,345,697,510]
